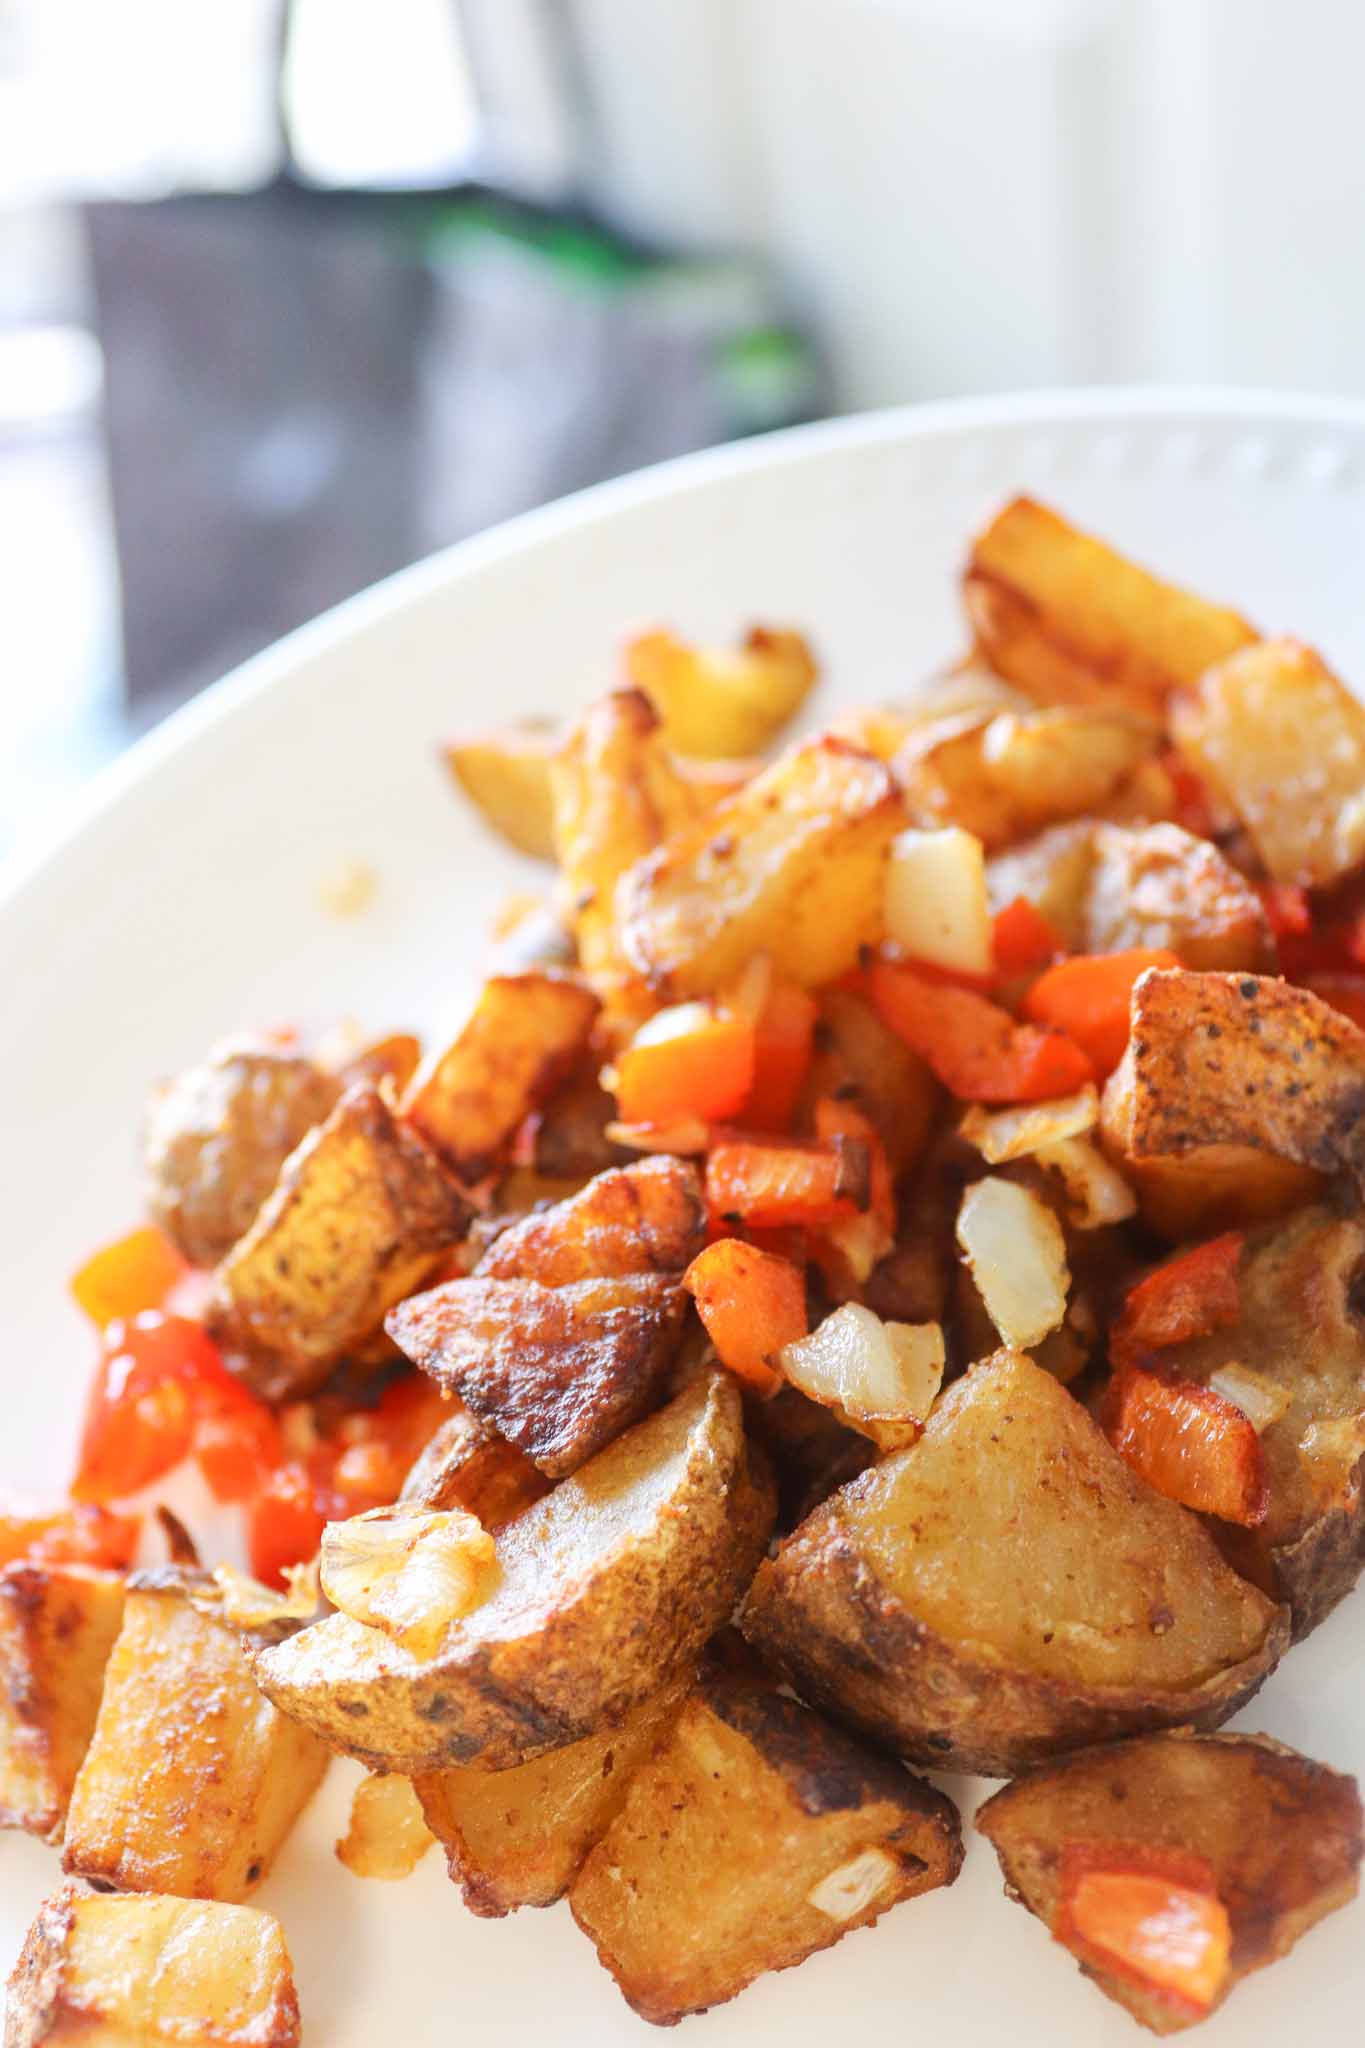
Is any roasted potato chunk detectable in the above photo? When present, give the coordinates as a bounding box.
[741,1350,1285,1776]
[0,1565,125,1843]
[620,735,903,997]
[401,972,599,1182]
[803,988,939,1178]
[144,1041,340,1267]
[63,1572,329,1901]
[965,496,1257,717]
[416,1679,688,1916]
[6,1886,301,2048]
[524,1063,627,1181]
[987,821,1270,972]
[624,624,817,758]
[400,1405,551,1528]
[1127,1205,1365,1638]
[1172,638,1365,888]
[386,1270,687,1476]
[444,719,558,859]
[569,1660,962,2025]
[977,1732,1363,2035]
[255,1372,774,1773]
[473,1156,704,1283]
[748,1383,876,1530]
[1102,970,1365,1196]
[208,1083,469,1401]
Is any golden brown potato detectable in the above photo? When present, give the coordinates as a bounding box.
[255,1372,774,1774]
[1105,1144,1324,1243]
[802,988,940,1178]
[1172,638,1365,888]
[0,1565,125,1844]
[748,1382,876,1531]
[525,1063,628,1181]
[400,1405,551,1528]
[977,1731,1363,2036]
[1124,1205,1365,1639]
[965,496,1257,717]
[444,719,559,859]
[1102,970,1365,1195]
[416,1679,688,1916]
[620,735,904,997]
[741,1350,1285,1776]
[897,702,1160,850]
[335,1772,435,1880]
[474,1156,704,1284]
[401,972,599,1182]
[569,1660,963,2025]
[6,1886,301,2048]
[208,1083,469,1401]
[623,624,817,758]
[386,1270,688,1476]
[987,820,1271,971]
[335,1030,423,1097]
[63,1571,329,1901]
[144,1041,340,1267]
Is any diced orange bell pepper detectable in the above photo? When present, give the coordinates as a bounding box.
[868,960,1095,1103]
[0,1498,141,1571]
[1113,1233,1244,1360]
[70,1226,188,1330]
[1103,1361,1267,1526]
[742,981,818,1130]
[1259,883,1312,941]
[684,1238,807,1395]
[810,1097,896,1293]
[1055,1843,1231,2020]
[614,1001,756,1126]
[705,1137,869,1233]
[1300,973,1365,1034]
[1023,948,1182,1077]
[1163,750,1221,843]
[993,897,1065,977]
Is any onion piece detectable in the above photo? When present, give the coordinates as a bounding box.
[884,826,991,977]
[336,1773,435,1881]
[956,1177,1070,1350]
[1036,1135,1137,1228]
[960,1087,1098,1165]
[604,1116,711,1155]
[320,1505,497,1660]
[806,1846,899,1922]
[1207,1363,1291,1434]
[781,1303,944,1452]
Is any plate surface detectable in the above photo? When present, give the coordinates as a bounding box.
[3,389,1365,2044]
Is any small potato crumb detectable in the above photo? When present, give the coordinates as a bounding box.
[316,859,378,918]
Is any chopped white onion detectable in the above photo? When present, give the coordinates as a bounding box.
[807,1847,899,1922]
[884,826,992,977]
[604,1116,711,1155]
[1208,1363,1291,1434]
[781,1304,944,1452]
[320,1506,497,1659]
[956,1177,1070,1350]
[1035,1135,1138,1228]
[960,1088,1098,1165]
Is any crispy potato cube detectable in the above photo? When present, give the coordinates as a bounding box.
[623,624,817,758]
[6,1886,301,2048]
[897,704,1159,850]
[208,1083,469,1401]
[144,1041,341,1268]
[1172,639,1365,888]
[400,1406,551,1528]
[401,973,599,1182]
[741,1350,1285,1776]
[444,720,558,859]
[386,1270,687,1476]
[0,1565,125,1843]
[806,987,940,1177]
[63,1572,329,1901]
[965,497,1257,716]
[977,1731,1363,2035]
[1102,970,1365,1195]
[335,1772,434,1880]
[416,1679,688,1916]
[474,1156,704,1283]
[255,1373,775,1774]
[569,1662,962,2024]
[620,735,904,997]
[1103,1144,1324,1243]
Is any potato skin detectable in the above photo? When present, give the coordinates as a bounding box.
[255,1373,775,1774]
[977,1731,1363,2034]
[741,1353,1286,1776]
[144,1041,340,1267]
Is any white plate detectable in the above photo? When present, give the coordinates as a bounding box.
[3,389,1365,2045]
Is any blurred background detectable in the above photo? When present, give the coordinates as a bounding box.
[4,0,1364,856]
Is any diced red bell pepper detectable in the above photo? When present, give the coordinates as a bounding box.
[1023,948,1182,1078]
[1113,1233,1244,1360]
[70,1226,187,1330]
[1163,751,1222,843]
[1054,1842,1231,2020]
[1104,1360,1268,1526]
[684,1238,807,1396]
[705,1137,869,1232]
[246,1462,327,1587]
[868,961,1095,1103]
[810,1097,896,1293]
[1260,883,1312,941]
[741,981,818,1131]
[992,897,1065,977]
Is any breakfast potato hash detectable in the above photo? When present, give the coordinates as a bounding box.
[12,498,1365,2036]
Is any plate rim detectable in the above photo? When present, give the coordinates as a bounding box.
[5,381,1365,917]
